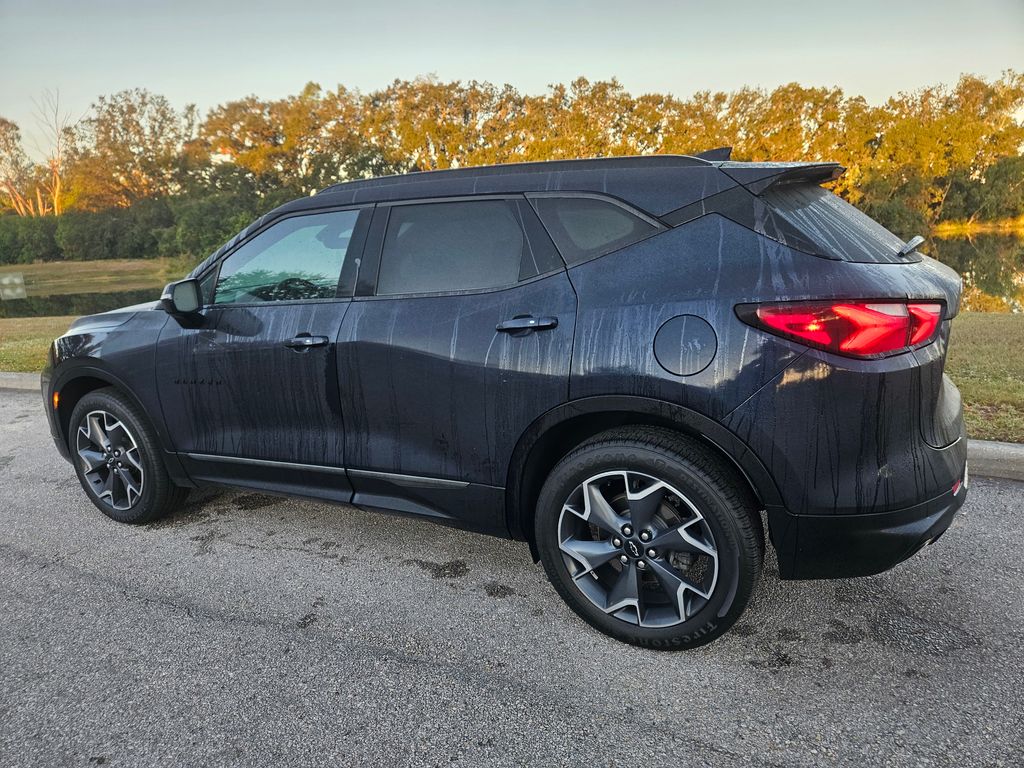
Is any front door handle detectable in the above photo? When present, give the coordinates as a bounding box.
[284,334,330,350]
[496,315,559,334]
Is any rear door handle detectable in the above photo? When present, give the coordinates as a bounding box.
[284,334,330,350]
[496,315,559,334]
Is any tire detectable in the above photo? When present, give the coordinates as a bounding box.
[68,387,188,524]
[535,426,763,650]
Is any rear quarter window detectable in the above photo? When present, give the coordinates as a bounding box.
[529,196,661,265]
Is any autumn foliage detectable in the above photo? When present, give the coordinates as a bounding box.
[0,72,1022,265]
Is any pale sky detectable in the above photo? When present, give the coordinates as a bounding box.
[1,0,1022,157]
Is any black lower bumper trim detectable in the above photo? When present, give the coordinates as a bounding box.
[770,484,968,580]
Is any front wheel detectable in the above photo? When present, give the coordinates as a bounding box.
[535,427,764,649]
[69,387,188,524]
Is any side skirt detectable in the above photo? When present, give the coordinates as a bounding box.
[179,453,510,537]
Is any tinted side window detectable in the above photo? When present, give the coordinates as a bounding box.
[530,196,660,265]
[377,201,524,296]
[214,209,360,305]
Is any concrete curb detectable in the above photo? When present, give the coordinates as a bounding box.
[0,372,39,392]
[0,371,1020,482]
[968,440,1024,483]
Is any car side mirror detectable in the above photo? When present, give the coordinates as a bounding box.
[160,279,202,316]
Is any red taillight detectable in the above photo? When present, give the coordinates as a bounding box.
[908,303,942,345]
[738,301,944,359]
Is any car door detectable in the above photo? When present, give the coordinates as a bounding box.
[336,196,577,534]
[155,206,370,501]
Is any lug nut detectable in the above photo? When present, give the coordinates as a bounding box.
[619,554,629,564]
[622,525,633,536]
[117,462,123,467]
[640,530,651,542]
[647,548,656,558]
[637,560,647,570]
[612,537,622,547]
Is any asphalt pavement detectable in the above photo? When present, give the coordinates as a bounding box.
[1,388,1022,767]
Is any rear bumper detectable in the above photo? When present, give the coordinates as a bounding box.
[769,467,969,580]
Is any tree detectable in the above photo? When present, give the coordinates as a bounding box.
[68,89,197,209]
[854,72,1024,226]
[33,90,75,215]
[200,82,393,194]
[0,118,39,216]
[0,92,75,216]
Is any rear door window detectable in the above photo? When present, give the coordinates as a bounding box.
[529,196,661,265]
[377,200,541,296]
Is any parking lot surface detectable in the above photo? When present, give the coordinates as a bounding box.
[1,389,1022,766]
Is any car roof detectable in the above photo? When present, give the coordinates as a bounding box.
[302,154,735,218]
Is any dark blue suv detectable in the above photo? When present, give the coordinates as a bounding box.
[42,154,968,648]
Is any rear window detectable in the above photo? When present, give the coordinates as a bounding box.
[530,196,660,265]
[762,184,912,264]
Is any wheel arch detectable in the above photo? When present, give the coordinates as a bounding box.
[51,362,192,485]
[504,396,783,558]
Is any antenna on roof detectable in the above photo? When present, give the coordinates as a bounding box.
[694,147,732,161]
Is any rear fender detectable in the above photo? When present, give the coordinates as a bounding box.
[504,395,784,551]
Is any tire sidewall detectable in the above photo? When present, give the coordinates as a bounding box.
[536,441,749,650]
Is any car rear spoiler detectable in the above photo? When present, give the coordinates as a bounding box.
[716,161,845,195]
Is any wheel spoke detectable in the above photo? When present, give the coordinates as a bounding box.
[85,414,111,451]
[77,448,107,474]
[122,447,144,473]
[105,419,130,447]
[117,470,142,507]
[626,482,665,531]
[97,469,115,501]
[560,536,620,578]
[649,518,716,557]
[646,557,707,619]
[583,480,628,535]
[604,562,642,615]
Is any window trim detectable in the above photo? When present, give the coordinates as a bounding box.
[195,204,372,310]
[524,191,667,267]
[355,194,566,300]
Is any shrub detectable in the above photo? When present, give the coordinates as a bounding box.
[56,210,119,260]
[13,216,60,262]
[169,193,260,259]
[0,216,20,264]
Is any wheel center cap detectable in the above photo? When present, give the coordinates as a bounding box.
[624,540,642,559]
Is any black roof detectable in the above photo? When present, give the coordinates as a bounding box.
[308,154,734,218]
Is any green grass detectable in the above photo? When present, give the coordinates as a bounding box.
[0,310,1021,443]
[5,257,190,297]
[0,316,77,372]
[947,312,1024,443]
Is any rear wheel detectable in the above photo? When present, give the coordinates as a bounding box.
[535,427,763,649]
[69,388,188,524]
